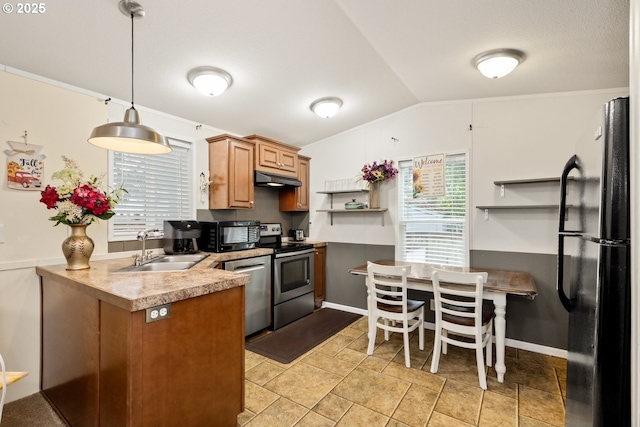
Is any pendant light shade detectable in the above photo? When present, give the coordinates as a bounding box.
[473,48,525,79]
[88,0,171,154]
[310,97,343,118]
[88,107,171,154]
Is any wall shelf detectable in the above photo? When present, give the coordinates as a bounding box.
[476,204,572,210]
[316,189,386,225]
[316,208,388,226]
[493,177,574,186]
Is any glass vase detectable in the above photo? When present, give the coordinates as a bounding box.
[369,181,381,209]
[62,224,94,270]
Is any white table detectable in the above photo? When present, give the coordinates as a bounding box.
[348,260,538,382]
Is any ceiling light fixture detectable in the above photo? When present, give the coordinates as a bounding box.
[88,0,171,154]
[473,48,525,79]
[310,97,343,118]
[188,66,233,97]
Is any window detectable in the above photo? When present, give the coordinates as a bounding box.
[109,138,193,241]
[397,153,468,266]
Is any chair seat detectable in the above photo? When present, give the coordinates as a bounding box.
[442,302,494,327]
[378,298,425,314]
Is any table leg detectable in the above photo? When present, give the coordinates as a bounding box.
[493,293,507,382]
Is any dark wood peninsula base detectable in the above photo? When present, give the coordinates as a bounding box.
[38,262,245,427]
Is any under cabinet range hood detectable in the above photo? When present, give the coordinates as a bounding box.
[254,171,301,188]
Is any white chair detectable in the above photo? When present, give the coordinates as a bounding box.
[430,269,494,389]
[366,262,424,368]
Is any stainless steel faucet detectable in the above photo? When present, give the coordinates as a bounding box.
[134,229,157,265]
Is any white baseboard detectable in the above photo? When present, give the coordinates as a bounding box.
[321,301,568,359]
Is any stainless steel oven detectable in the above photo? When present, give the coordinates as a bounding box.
[273,248,315,329]
[259,223,315,329]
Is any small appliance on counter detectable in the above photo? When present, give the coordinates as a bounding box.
[289,229,305,241]
[163,220,201,254]
[198,220,260,252]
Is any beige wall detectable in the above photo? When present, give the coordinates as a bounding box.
[0,69,226,402]
[0,70,108,400]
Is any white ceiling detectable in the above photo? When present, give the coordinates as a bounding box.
[0,0,629,146]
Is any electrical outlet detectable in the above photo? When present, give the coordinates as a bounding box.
[145,303,171,323]
[0,224,4,243]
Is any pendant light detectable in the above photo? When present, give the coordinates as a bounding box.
[88,0,171,154]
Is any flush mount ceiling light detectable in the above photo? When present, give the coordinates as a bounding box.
[188,66,233,97]
[473,48,525,79]
[310,97,343,118]
[88,0,171,154]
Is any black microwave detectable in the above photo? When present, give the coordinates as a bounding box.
[198,220,260,253]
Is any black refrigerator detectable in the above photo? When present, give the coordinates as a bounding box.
[557,96,630,427]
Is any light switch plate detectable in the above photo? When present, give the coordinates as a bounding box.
[0,223,5,243]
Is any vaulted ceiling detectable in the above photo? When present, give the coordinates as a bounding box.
[0,0,629,145]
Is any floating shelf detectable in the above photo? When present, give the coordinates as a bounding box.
[317,189,368,194]
[493,177,574,185]
[475,204,573,210]
[316,208,388,226]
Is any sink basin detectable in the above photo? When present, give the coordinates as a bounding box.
[154,254,209,263]
[114,253,209,273]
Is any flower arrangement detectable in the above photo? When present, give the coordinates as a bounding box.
[39,156,126,226]
[359,159,398,184]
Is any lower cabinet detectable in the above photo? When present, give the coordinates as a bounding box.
[314,246,326,308]
[41,277,244,427]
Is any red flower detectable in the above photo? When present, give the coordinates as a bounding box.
[40,185,60,209]
[70,184,111,216]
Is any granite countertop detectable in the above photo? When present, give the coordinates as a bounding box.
[35,248,275,312]
[36,244,328,313]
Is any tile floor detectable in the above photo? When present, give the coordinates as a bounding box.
[240,316,566,427]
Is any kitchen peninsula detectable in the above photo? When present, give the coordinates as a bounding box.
[36,251,269,427]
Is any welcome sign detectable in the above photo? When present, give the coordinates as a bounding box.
[412,154,445,198]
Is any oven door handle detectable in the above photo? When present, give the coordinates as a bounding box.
[231,264,265,274]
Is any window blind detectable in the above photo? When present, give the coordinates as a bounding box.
[109,139,193,241]
[397,153,468,266]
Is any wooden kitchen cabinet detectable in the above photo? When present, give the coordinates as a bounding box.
[207,134,255,209]
[245,134,299,177]
[41,276,244,427]
[280,155,310,211]
[314,246,326,308]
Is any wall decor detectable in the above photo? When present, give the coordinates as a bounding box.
[4,132,45,191]
[412,153,445,198]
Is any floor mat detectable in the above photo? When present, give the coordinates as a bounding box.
[246,308,362,364]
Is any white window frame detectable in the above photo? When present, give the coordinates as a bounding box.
[396,151,469,267]
[108,137,196,241]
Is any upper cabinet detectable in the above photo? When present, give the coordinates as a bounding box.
[280,155,310,211]
[245,134,299,177]
[206,134,255,209]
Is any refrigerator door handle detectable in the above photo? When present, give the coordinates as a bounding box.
[557,155,579,312]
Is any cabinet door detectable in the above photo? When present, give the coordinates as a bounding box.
[279,150,298,174]
[257,143,281,171]
[296,157,310,210]
[228,139,255,209]
[279,156,309,211]
[314,246,326,308]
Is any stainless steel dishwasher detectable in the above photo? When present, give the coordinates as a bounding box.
[224,255,271,336]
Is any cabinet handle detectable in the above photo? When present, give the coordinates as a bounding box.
[250,200,254,205]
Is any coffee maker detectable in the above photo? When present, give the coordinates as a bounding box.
[163,220,201,254]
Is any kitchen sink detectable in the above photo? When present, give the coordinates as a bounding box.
[152,254,209,263]
[114,253,210,273]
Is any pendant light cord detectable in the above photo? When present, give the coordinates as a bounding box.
[130,12,135,109]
